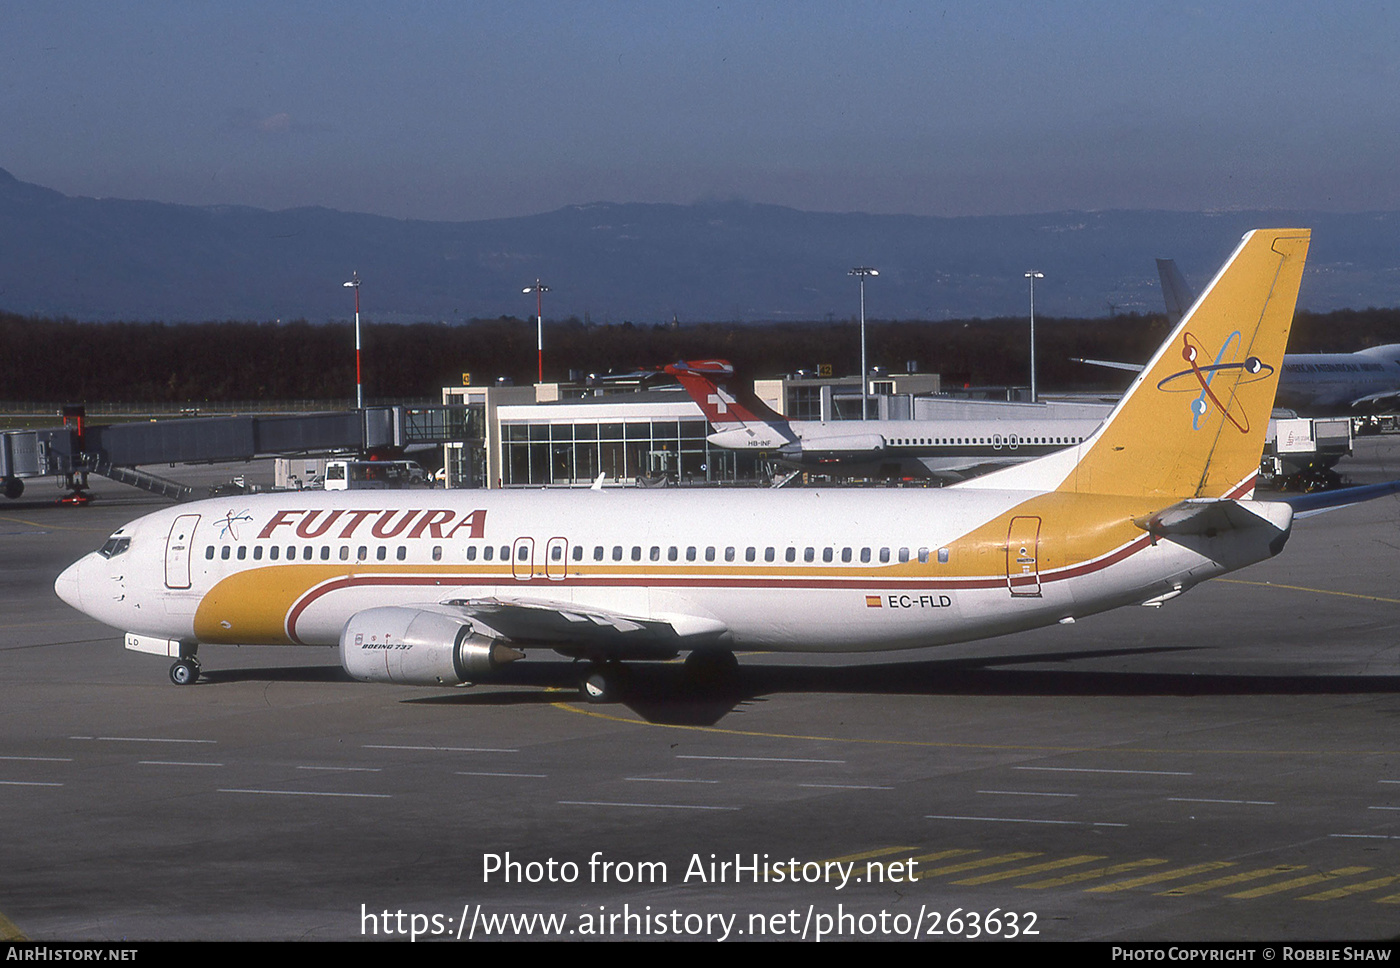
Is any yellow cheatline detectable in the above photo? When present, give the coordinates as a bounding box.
[1218,578,1400,606]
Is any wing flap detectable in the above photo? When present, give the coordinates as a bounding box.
[440,596,728,660]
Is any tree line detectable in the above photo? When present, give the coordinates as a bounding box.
[3,308,1399,405]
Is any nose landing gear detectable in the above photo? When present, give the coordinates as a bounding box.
[169,655,201,685]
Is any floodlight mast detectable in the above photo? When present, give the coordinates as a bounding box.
[523,280,550,383]
[849,267,879,419]
[343,272,362,409]
[1024,271,1044,403]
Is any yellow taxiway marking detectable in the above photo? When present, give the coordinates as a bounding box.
[953,854,1105,886]
[1227,866,1373,899]
[1160,865,1306,896]
[0,513,111,534]
[916,852,1041,880]
[1301,873,1400,901]
[1086,861,1233,893]
[822,846,921,865]
[552,702,1400,756]
[908,849,978,864]
[1019,858,1168,889]
[0,910,27,941]
[1219,578,1400,606]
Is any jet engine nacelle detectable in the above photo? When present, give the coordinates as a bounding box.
[339,605,523,686]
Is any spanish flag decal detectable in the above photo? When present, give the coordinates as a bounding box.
[865,595,882,608]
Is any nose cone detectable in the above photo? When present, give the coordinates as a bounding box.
[54,558,86,613]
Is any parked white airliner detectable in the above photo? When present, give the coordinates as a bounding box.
[1079,258,1400,415]
[57,230,1317,702]
[665,360,1109,481]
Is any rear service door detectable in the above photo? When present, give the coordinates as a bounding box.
[1006,515,1042,597]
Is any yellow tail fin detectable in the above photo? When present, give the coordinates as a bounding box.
[1068,228,1310,499]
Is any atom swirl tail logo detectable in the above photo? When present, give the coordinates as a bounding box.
[218,509,254,540]
[1155,331,1274,433]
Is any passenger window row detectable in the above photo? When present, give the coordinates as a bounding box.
[203,543,948,567]
[205,544,412,562]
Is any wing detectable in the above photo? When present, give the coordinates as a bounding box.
[440,595,729,661]
[1349,390,1400,412]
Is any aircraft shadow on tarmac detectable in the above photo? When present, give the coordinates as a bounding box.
[190,644,1400,728]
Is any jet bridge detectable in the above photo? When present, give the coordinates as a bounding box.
[1,404,482,502]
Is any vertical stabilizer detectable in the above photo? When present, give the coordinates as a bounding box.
[1156,258,1196,323]
[1070,229,1310,499]
[665,361,793,442]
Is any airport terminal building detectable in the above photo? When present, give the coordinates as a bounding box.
[442,384,765,488]
[440,370,947,489]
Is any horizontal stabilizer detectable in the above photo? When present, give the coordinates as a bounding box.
[1277,479,1400,518]
[1133,498,1292,538]
[1072,357,1145,374]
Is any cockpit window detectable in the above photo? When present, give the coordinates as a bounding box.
[98,537,131,559]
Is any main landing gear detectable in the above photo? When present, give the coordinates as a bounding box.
[576,650,740,704]
[579,662,626,704]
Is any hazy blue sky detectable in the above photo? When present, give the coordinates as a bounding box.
[4,1,1397,221]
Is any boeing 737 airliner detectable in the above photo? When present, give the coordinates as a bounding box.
[56,230,1324,702]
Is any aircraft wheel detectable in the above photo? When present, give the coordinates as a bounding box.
[580,667,622,704]
[169,659,198,686]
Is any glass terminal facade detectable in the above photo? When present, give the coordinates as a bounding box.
[442,386,768,488]
[500,416,755,486]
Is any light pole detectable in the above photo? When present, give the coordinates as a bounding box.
[1024,271,1044,403]
[849,267,878,419]
[522,280,549,384]
[343,272,362,409]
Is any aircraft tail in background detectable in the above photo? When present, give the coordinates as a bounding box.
[1156,257,1196,323]
[664,360,796,448]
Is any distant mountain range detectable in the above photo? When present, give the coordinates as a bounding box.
[1,167,1396,322]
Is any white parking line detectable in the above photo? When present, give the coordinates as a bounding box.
[220,788,391,798]
[926,814,1126,827]
[1014,766,1190,776]
[677,754,844,764]
[560,800,738,811]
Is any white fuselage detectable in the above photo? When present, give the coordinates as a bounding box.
[55,483,1281,659]
[1277,347,1400,413]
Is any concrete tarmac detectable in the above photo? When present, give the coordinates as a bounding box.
[2,445,1399,942]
